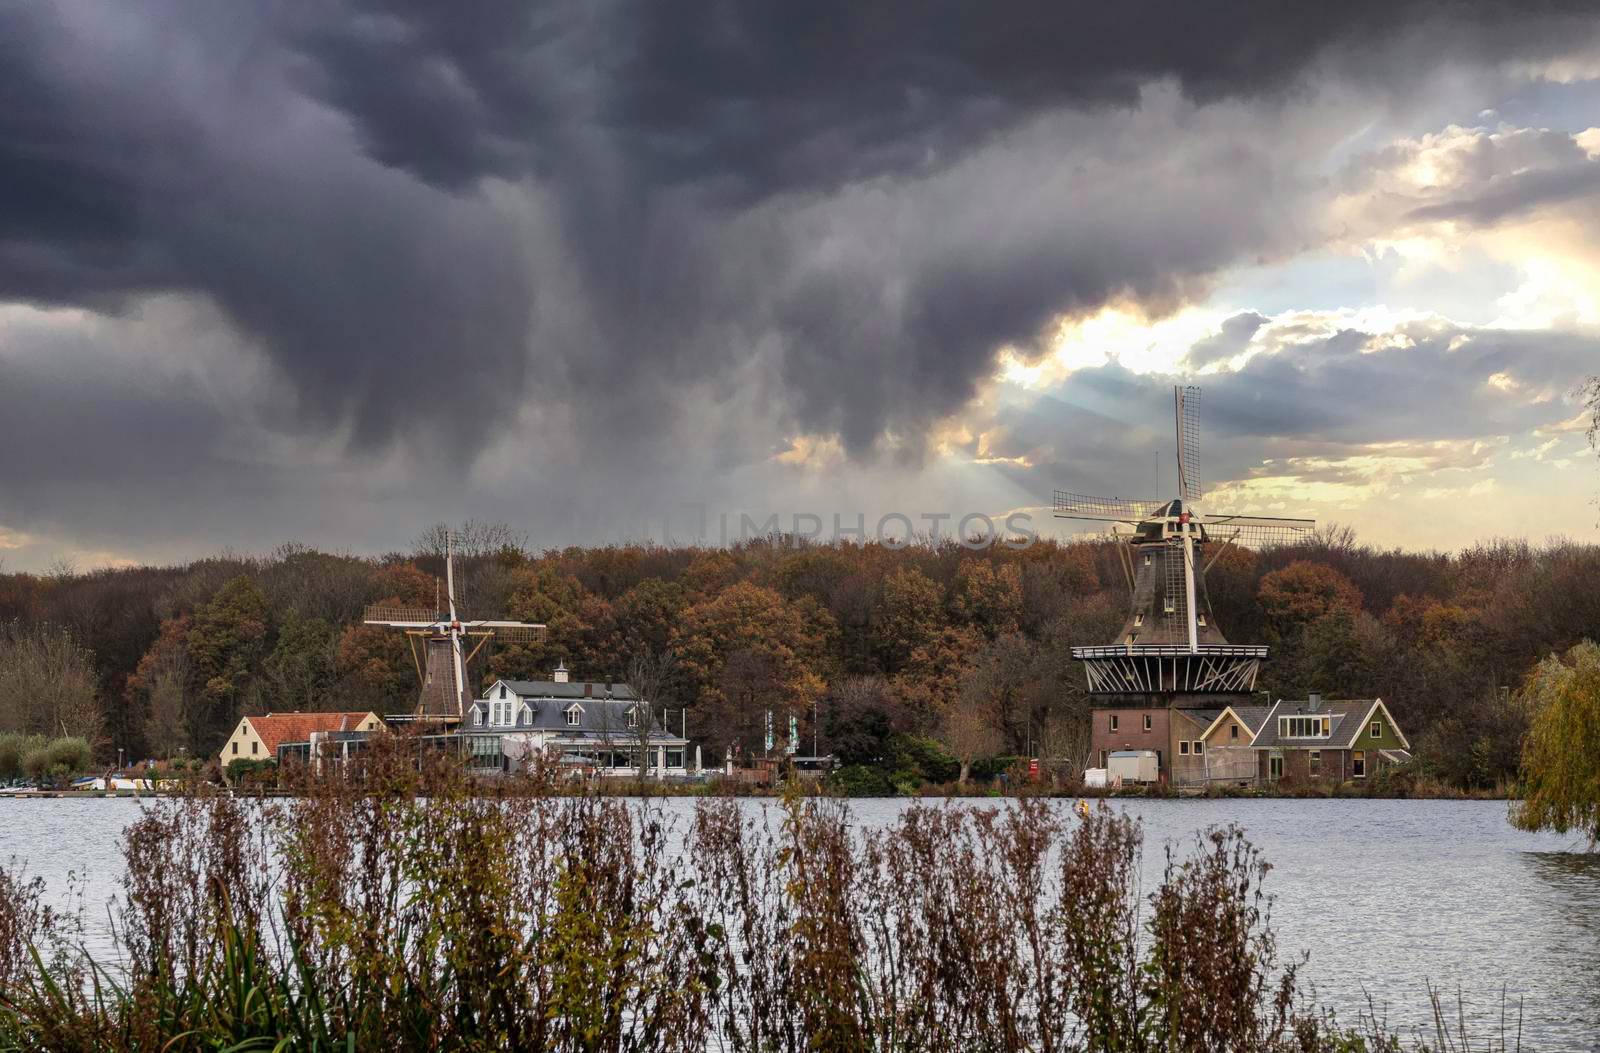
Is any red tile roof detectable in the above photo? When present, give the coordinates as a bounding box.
[248,712,378,755]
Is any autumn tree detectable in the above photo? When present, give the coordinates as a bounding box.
[1512,640,1600,846]
[185,576,269,747]
[872,567,944,673]
[0,621,102,742]
[673,582,832,755]
[125,616,194,757]
[625,648,676,776]
[891,625,982,715]
[611,579,687,670]
[952,559,1023,640]
[940,681,1004,786]
[488,564,607,681]
[263,610,338,711]
[1257,561,1362,636]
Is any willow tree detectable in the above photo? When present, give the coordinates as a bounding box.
[1512,641,1600,847]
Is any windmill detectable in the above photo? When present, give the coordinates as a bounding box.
[362,533,546,722]
[1055,385,1314,695]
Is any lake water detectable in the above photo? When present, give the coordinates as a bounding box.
[2,796,1597,1050]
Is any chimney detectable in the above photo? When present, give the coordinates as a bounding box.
[553,661,569,684]
[1307,692,1321,711]
[584,683,592,697]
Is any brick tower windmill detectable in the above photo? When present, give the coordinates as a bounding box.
[1055,386,1314,696]
[363,533,546,724]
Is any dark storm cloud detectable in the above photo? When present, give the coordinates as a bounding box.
[6,0,1599,462]
[5,0,1600,570]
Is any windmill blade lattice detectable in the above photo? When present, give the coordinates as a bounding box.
[1175,385,1202,501]
[1054,491,1168,522]
[1203,518,1315,549]
[362,605,439,626]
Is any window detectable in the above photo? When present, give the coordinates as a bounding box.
[1163,597,1176,613]
[1143,555,1152,566]
[1309,750,1321,775]
[1370,721,1382,739]
[1230,724,1240,740]
[1279,716,1331,739]
[473,709,483,727]
[1179,740,1190,756]
[251,741,258,755]
[627,707,640,728]
[231,741,238,755]
[1197,614,1207,627]
[1193,741,1203,756]
[1269,756,1283,780]
[1143,714,1153,732]
[566,706,582,727]
[1352,750,1366,778]
[499,683,508,699]
[1098,750,1108,768]
[1109,714,1119,732]
[1134,613,1144,627]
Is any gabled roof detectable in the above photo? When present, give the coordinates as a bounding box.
[1171,708,1224,730]
[469,695,670,737]
[247,712,377,755]
[1249,698,1406,750]
[490,678,639,701]
[1198,704,1271,741]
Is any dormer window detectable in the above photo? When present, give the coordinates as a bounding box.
[565,705,582,727]
[1197,614,1207,628]
[627,707,640,729]
[1163,598,1176,613]
[1134,613,1144,627]
[1143,555,1152,567]
[473,708,483,727]
[1279,715,1330,738]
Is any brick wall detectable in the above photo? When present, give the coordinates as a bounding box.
[1089,707,1169,777]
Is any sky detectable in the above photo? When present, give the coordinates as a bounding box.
[3,1,1600,571]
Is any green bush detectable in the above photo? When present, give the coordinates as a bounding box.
[46,738,91,775]
[830,763,893,797]
[0,734,47,781]
[224,758,278,786]
[15,737,93,786]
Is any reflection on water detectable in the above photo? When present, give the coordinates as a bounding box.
[2,797,1597,1050]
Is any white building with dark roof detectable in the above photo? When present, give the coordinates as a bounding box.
[465,663,691,776]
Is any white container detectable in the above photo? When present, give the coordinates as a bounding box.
[1107,750,1160,784]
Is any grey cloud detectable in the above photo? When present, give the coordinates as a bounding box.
[1185,312,1269,368]
[5,0,1600,565]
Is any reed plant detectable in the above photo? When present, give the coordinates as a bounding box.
[0,736,1519,1051]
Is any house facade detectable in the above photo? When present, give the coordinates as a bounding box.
[219,711,383,769]
[1089,705,1171,774]
[1249,695,1411,784]
[466,666,692,776]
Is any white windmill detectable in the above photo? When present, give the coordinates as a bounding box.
[1055,385,1315,694]
[362,532,546,722]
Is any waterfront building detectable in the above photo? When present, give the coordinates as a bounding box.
[218,711,383,769]
[1249,695,1411,784]
[464,664,693,777]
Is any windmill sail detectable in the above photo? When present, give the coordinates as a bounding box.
[1054,491,1168,522]
[1174,385,1201,501]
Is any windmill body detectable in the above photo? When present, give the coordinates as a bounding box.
[363,535,546,724]
[1057,386,1314,697]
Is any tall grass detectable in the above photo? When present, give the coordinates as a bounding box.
[0,738,1519,1051]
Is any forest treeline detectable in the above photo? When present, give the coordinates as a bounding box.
[3,517,1599,790]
